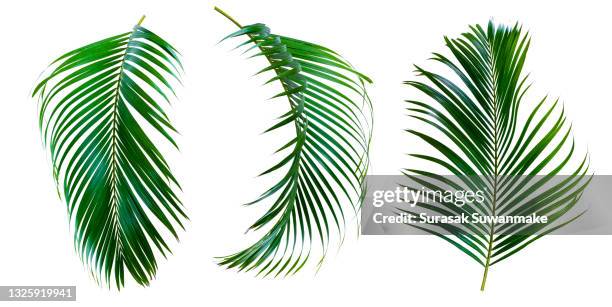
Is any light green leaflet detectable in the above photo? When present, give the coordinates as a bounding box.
[32,16,186,289]
[215,7,373,276]
[403,21,590,290]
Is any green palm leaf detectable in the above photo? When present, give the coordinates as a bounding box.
[215,7,373,276]
[403,21,590,290]
[32,16,186,289]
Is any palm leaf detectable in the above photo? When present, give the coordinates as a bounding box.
[403,21,590,290]
[32,16,186,289]
[214,7,373,276]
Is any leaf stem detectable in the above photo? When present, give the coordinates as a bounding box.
[108,22,144,271]
[214,6,243,28]
[137,15,146,26]
[481,41,500,292]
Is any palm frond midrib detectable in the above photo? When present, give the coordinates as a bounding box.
[106,26,139,261]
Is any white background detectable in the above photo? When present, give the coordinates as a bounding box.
[1,0,611,306]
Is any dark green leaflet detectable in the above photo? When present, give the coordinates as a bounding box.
[216,10,373,277]
[32,20,185,289]
[403,21,590,290]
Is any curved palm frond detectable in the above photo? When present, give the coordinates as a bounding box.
[214,7,373,277]
[32,16,186,289]
[403,21,590,290]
